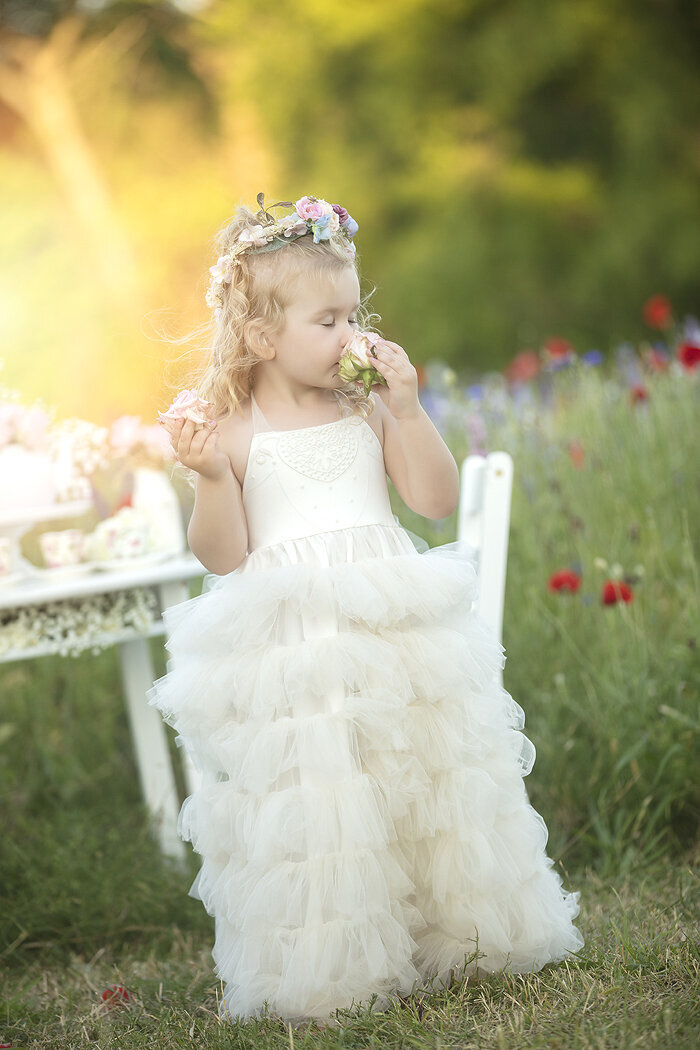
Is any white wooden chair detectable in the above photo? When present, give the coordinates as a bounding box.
[456,452,514,680]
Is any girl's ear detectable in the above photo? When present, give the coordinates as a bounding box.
[244,318,275,359]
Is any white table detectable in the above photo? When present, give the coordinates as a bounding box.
[0,552,208,864]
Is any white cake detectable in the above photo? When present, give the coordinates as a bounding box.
[0,445,57,513]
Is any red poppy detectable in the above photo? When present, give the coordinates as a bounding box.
[677,342,700,370]
[100,985,133,1010]
[568,439,585,469]
[629,383,649,404]
[642,295,672,329]
[601,580,634,605]
[504,350,541,383]
[543,337,574,359]
[548,570,582,593]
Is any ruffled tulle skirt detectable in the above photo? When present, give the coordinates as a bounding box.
[147,522,583,1025]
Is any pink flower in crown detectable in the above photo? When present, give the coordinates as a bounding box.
[332,204,349,225]
[209,255,234,284]
[279,213,309,238]
[157,389,213,426]
[295,196,327,221]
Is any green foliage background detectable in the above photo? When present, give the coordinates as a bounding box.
[0,0,698,421]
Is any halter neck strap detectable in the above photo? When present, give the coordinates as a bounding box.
[249,389,272,435]
[249,388,344,434]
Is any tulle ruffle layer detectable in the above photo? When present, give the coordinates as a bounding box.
[146,522,583,1024]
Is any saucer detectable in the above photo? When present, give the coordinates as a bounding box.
[90,550,173,572]
[0,571,31,589]
[28,562,96,581]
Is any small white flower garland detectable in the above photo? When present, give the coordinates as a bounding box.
[0,587,160,659]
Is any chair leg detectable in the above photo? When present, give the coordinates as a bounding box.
[117,637,185,864]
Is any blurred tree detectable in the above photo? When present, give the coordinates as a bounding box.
[0,0,214,313]
[202,0,700,366]
[1,0,698,418]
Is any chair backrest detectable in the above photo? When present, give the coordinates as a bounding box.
[457,452,514,647]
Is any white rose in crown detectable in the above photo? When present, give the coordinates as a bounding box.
[338,331,389,396]
[157,389,213,429]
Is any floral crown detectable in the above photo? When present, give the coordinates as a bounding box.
[205,193,359,322]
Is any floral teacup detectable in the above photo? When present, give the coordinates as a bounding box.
[103,522,150,560]
[39,529,86,568]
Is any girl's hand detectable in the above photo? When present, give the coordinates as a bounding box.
[364,339,422,420]
[160,418,230,481]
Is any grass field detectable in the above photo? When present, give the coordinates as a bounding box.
[2,844,697,1047]
[1,348,698,1047]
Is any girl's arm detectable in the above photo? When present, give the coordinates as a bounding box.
[187,470,249,574]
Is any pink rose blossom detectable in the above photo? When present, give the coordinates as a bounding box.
[337,330,387,395]
[295,196,325,221]
[158,389,213,426]
[109,415,145,453]
[343,329,382,367]
[0,403,22,447]
[16,406,51,450]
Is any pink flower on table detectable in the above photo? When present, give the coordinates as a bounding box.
[109,415,145,453]
[157,389,213,426]
[15,403,50,449]
[0,404,22,447]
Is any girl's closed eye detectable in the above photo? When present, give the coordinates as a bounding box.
[322,318,359,327]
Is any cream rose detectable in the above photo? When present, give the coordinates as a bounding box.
[337,331,388,396]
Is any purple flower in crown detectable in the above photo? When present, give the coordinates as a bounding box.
[280,214,308,238]
[343,214,359,238]
[333,203,359,238]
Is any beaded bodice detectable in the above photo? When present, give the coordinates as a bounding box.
[241,389,396,552]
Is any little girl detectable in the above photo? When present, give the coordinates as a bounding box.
[150,193,583,1030]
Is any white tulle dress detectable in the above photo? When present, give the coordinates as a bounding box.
[147,388,583,1026]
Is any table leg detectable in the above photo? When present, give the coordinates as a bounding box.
[156,577,204,800]
[118,637,185,864]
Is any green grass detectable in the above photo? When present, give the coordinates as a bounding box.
[401,362,700,872]
[1,848,698,1047]
[1,355,698,1046]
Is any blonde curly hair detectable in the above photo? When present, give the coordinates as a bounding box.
[163,202,381,489]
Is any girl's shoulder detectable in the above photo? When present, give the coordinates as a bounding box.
[215,398,254,489]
